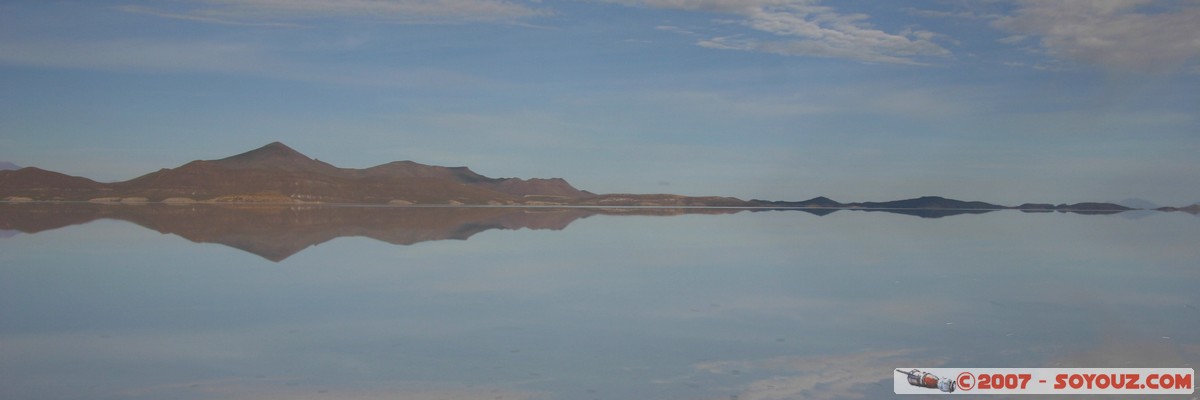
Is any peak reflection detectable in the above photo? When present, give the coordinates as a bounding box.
[0,204,743,261]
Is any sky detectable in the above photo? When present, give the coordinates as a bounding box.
[1,0,1198,206]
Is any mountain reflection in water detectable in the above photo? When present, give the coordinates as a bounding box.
[0,202,1141,261]
[0,202,1196,400]
[0,204,748,261]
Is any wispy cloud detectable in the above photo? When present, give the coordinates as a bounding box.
[120,0,551,25]
[995,0,1200,73]
[609,0,950,64]
[0,37,493,88]
[997,35,1027,45]
[655,24,696,35]
[0,38,270,73]
[117,5,303,27]
[904,8,988,20]
[643,90,834,118]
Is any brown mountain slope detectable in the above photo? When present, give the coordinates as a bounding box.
[0,142,710,205]
[355,160,587,197]
[208,141,340,173]
[22,142,592,204]
[0,167,110,201]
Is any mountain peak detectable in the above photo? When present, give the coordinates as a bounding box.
[262,141,292,150]
[230,141,305,159]
[211,142,336,173]
[0,161,19,171]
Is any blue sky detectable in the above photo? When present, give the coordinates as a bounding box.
[1,0,1198,205]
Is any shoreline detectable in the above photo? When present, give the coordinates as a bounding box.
[0,199,1165,213]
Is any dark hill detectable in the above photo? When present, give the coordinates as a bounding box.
[1054,202,1132,211]
[1016,202,1135,214]
[1051,202,1132,214]
[749,196,844,208]
[1157,204,1200,214]
[850,196,1002,210]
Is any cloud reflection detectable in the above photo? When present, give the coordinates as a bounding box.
[126,383,540,400]
[696,349,946,400]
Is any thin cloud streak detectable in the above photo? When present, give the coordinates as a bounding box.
[0,38,495,89]
[117,5,305,27]
[611,0,951,64]
[121,0,551,25]
[0,39,270,73]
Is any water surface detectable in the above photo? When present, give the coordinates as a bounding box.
[1,204,1197,399]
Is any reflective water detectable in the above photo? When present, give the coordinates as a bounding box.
[1,204,1197,399]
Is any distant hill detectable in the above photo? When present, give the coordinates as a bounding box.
[1013,202,1134,214]
[750,196,1004,211]
[0,142,1184,214]
[1157,203,1200,215]
[1052,202,1133,214]
[0,162,19,171]
[749,196,844,208]
[849,196,1002,210]
[1116,198,1158,209]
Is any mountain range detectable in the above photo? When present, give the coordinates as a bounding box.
[0,142,583,205]
[1,142,1193,214]
[0,161,19,171]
